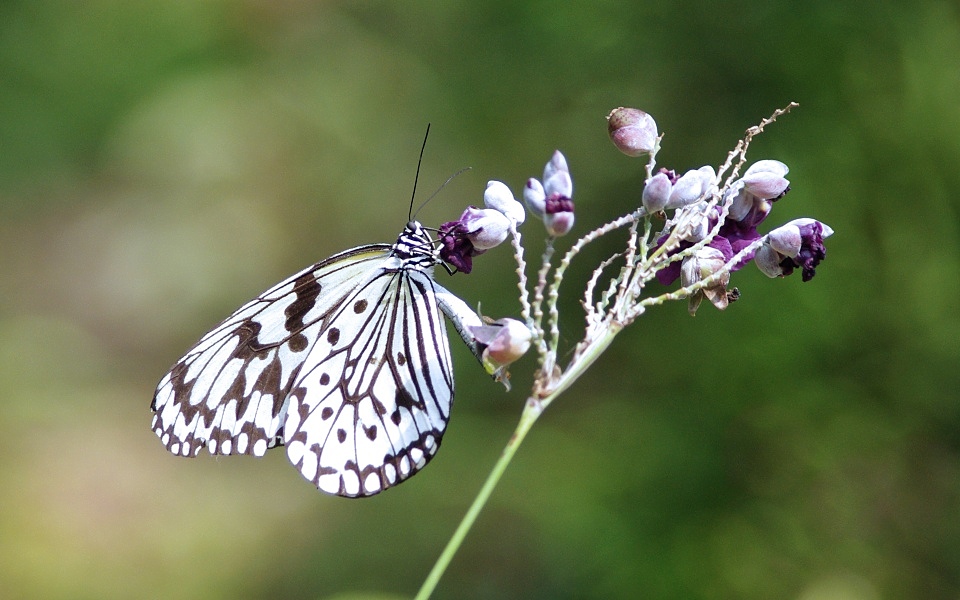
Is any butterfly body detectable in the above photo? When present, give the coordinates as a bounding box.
[152,221,474,497]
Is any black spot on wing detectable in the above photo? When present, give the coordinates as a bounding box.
[285,273,322,330]
[233,319,264,351]
[395,383,425,412]
[288,333,309,352]
[282,274,322,351]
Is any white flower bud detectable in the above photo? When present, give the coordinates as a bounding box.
[642,172,672,213]
[484,180,525,225]
[544,210,574,237]
[744,159,788,178]
[543,150,569,183]
[523,178,546,219]
[681,247,727,287]
[677,205,712,243]
[460,206,511,250]
[766,223,803,257]
[544,170,573,199]
[754,244,784,278]
[666,168,712,209]
[728,160,790,222]
[526,150,576,237]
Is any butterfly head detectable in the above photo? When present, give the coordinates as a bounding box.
[392,220,440,265]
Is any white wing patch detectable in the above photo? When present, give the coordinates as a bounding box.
[151,224,465,497]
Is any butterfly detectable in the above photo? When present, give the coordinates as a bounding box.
[150,220,485,498]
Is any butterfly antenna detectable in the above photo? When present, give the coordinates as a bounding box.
[413,166,472,217]
[408,124,431,221]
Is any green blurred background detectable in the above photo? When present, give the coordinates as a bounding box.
[1,1,958,599]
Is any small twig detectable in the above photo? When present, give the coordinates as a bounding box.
[509,224,535,334]
[531,240,555,347]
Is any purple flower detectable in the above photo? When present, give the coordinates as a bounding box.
[755,218,833,281]
[713,160,792,267]
[716,214,762,269]
[437,220,476,273]
[438,206,511,274]
[437,177,525,274]
[654,158,828,290]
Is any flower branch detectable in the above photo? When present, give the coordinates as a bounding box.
[418,102,830,599]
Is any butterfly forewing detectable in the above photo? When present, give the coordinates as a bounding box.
[151,223,459,497]
[152,243,394,457]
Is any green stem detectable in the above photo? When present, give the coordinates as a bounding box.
[414,323,622,598]
[544,324,620,410]
[414,398,544,600]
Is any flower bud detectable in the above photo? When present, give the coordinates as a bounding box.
[728,160,790,223]
[765,222,803,256]
[681,247,731,315]
[754,244,782,279]
[461,206,511,251]
[642,172,672,213]
[469,318,532,374]
[544,202,575,237]
[745,159,789,180]
[526,151,576,236]
[543,151,573,198]
[543,150,569,184]
[544,169,573,201]
[524,178,546,219]
[607,107,658,157]
[484,180,525,225]
[676,204,714,243]
[742,160,789,199]
[666,166,715,210]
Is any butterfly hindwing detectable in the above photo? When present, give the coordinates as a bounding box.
[283,265,454,497]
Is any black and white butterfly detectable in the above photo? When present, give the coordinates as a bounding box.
[151,220,484,497]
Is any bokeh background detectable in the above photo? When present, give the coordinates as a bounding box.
[1,2,958,599]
